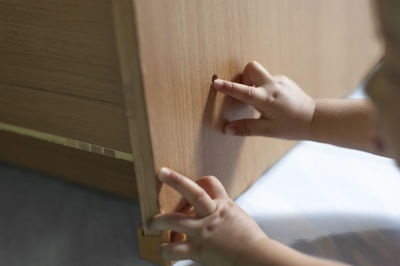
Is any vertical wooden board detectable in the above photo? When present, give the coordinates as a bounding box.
[132,0,382,219]
[114,0,382,223]
[112,0,159,224]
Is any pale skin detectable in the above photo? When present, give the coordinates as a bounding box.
[146,0,400,265]
[145,168,348,266]
[212,61,380,155]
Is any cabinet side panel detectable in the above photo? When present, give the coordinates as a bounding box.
[0,0,124,104]
[134,0,383,213]
[0,0,132,153]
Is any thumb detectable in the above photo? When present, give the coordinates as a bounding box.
[224,118,270,137]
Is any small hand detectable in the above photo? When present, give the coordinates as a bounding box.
[145,168,268,266]
[213,61,316,140]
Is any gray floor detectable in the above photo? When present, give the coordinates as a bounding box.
[0,162,154,266]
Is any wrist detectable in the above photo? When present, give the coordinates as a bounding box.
[308,98,322,142]
[233,236,271,266]
[301,97,317,141]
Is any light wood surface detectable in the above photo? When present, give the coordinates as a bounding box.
[112,0,160,225]
[0,0,132,152]
[0,83,131,153]
[121,0,382,224]
[0,0,123,104]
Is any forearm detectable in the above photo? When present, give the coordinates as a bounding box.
[235,237,350,266]
[309,98,379,154]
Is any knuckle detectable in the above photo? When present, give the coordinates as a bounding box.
[264,93,275,104]
[242,86,256,99]
[225,81,233,92]
[201,222,215,240]
[219,200,235,216]
[257,89,270,103]
[274,75,288,85]
[244,124,252,136]
[237,121,252,136]
[193,189,207,204]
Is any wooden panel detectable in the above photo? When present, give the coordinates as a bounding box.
[0,130,137,199]
[0,0,123,105]
[0,83,131,153]
[115,0,382,223]
[112,0,159,224]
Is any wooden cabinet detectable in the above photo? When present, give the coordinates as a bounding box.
[0,0,135,198]
[0,0,382,263]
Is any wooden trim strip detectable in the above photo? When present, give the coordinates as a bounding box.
[0,122,133,162]
[111,0,159,227]
[0,129,137,199]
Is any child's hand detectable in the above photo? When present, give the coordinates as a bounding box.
[145,168,268,266]
[213,61,316,140]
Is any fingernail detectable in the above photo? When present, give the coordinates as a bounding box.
[158,167,170,181]
[224,126,235,135]
[213,79,224,90]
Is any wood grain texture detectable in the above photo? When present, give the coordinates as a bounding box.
[0,0,132,153]
[0,0,123,105]
[0,130,137,199]
[127,0,382,223]
[112,0,159,225]
[0,83,131,153]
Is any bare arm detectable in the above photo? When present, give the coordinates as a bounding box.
[236,237,350,266]
[310,99,377,154]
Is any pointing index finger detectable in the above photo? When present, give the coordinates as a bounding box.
[213,79,267,107]
[159,168,216,217]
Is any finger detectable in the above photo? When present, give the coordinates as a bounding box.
[213,79,268,107]
[224,118,271,136]
[159,168,216,217]
[145,212,200,236]
[242,61,273,86]
[160,241,196,261]
[196,175,228,200]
